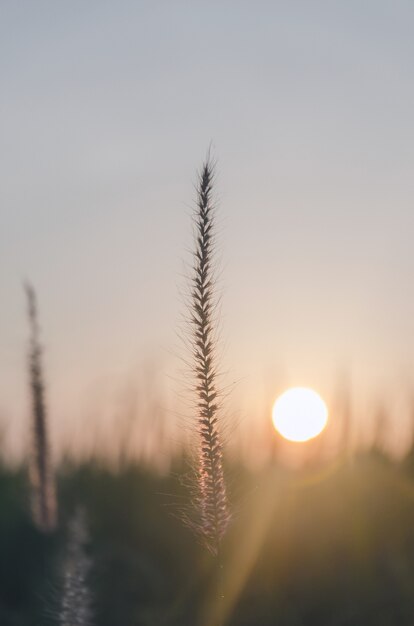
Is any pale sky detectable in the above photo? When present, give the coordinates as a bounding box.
[2,1,414,461]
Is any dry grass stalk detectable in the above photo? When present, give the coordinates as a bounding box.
[59,509,92,626]
[25,283,57,532]
[184,158,230,556]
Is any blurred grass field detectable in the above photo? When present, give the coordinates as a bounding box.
[1,448,413,626]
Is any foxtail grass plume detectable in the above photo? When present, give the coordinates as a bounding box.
[25,283,57,532]
[59,509,92,626]
[184,158,231,555]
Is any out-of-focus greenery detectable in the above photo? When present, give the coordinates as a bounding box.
[0,450,414,626]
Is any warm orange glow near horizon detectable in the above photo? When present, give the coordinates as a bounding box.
[272,387,328,442]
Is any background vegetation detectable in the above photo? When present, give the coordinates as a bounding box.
[1,445,413,625]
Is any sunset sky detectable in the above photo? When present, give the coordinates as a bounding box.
[2,2,414,459]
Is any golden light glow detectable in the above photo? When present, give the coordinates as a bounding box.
[272,387,328,442]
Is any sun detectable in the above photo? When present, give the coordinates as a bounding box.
[272,387,328,442]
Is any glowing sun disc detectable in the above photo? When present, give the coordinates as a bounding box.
[272,387,328,442]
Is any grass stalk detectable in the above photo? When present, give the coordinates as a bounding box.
[25,283,57,532]
[184,158,231,558]
[59,509,92,626]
